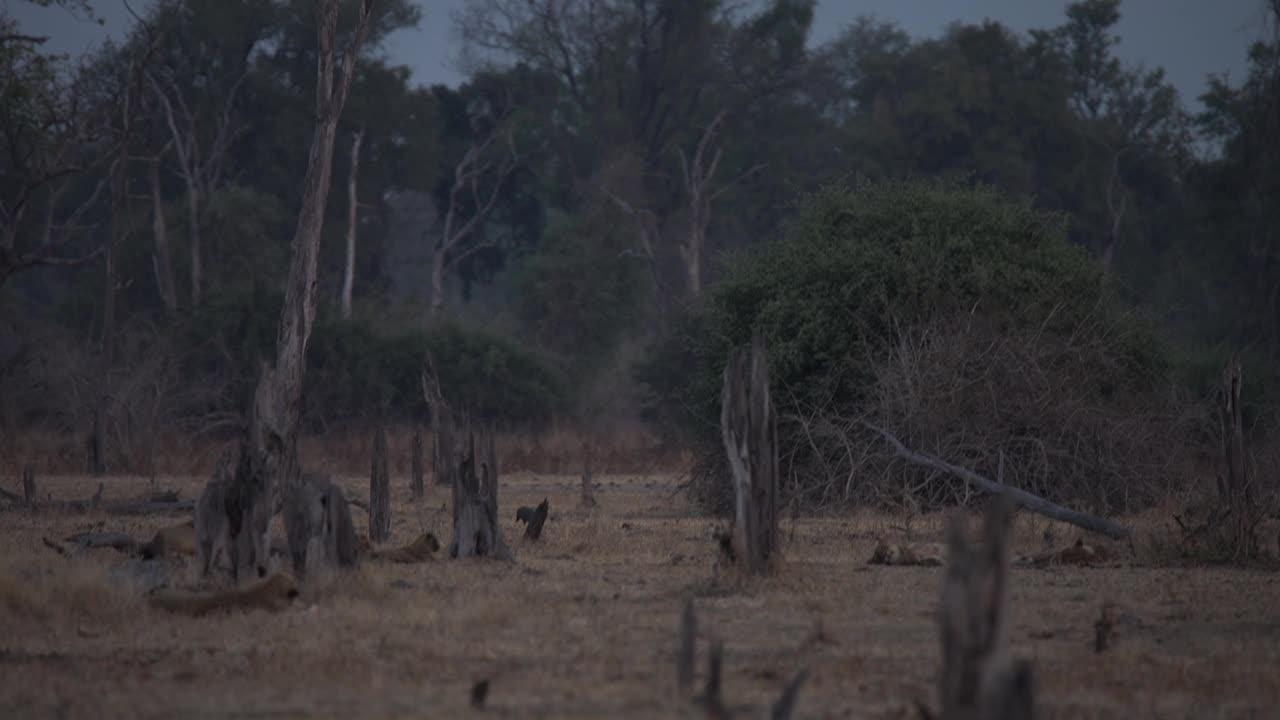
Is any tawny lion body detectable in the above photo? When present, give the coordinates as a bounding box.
[148,573,299,617]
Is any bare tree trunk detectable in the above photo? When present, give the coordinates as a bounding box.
[369,421,390,543]
[429,245,447,318]
[341,127,364,320]
[243,0,375,511]
[1101,150,1127,274]
[410,427,425,499]
[720,330,780,574]
[938,496,1035,719]
[449,428,510,560]
[187,183,202,307]
[149,157,178,314]
[423,355,459,487]
[1218,353,1258,557]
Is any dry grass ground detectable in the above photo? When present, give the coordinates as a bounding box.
[2,471,1279,719]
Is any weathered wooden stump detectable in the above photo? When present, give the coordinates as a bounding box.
[720,330,780,574]
[1217,353,1259,558]
[369,423,391,543]
[411,427,425,500]
[937,495,1035,720]
[449,429,510,560]
[21,465,35,506]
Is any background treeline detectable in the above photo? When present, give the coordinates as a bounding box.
[1,0,1276,512]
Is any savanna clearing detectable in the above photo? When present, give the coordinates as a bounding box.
[2,472,1278,719]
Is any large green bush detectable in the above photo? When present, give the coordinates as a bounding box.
[639,178,1175,509]
[179,288,565,433]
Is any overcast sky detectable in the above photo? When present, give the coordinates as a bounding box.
[8,0,1269,108]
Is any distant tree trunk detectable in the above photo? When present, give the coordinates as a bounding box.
[243,0,375,511]
[422,355,459,487]
[449,428,509,560]
[369,422,391,543]
[341,127,364,320]
[186,179,202,307]
[720,330,780,574]
[149,156,178,314]
[938,495,1035,719]
[411,426,425,499]
[428,246,448,318]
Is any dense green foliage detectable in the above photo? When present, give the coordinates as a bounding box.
[640,179,1167,439]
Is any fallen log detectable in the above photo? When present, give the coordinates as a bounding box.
[861,421,1132,541]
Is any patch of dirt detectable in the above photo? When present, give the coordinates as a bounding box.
[0,472,1277,718]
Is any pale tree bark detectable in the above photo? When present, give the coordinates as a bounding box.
[246,0,376,510]
[149,152,178,314]
[149,69,247,308]
[341,127,365,320]
[677,110,763,299]
[429,123,523,318]
[1099,149,1127,274]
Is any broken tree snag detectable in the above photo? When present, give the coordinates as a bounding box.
[580,442,597,509]
[676,597,697,696]
[938,495,1036,720]
[1218,353,1259,557]
[720,330,781,575]
[860,420,1132,541]
[422,354,459,488]
[411,427,425,500]
[21,465,35,506]
[369,422,391,543]
[449,428,510,560]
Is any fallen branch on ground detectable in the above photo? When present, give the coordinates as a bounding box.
[861,420,1132,540]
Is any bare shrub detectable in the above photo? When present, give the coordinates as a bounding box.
[694,310,1204,517]
[830,313,1196,513]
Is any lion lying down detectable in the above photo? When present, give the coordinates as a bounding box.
[867,534,1115,567]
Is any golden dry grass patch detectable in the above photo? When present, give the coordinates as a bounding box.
[1,471,1279,718]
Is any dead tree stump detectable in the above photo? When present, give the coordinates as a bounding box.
[369,423,391,543]
[21,465,35,506]
[720,330,780,574]
[411,427,425,500]
[938,496,1035,720]
[1217,353,1259,558]
[449,429,509,560]
[580,442,598,509]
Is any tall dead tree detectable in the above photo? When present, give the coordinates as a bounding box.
[449,428,510,560]
[720,330,780,574]
[369,421,391,543]
[243,0,375,510]
[147,151,178,314]
[340,127,364,320]
[678,110,765,299]
[410,426,425,499]
[936,496,1035,720]
[148,66,247,307]
[429,118,523,317]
